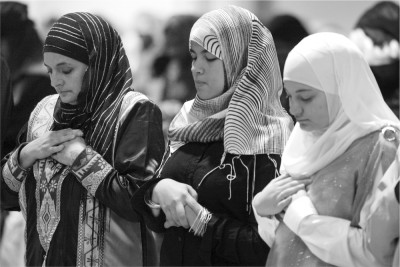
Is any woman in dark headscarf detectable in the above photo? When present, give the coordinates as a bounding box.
[132,5,293,266]
[1,12,165,266]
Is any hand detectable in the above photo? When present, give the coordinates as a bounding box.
[152,178,198,229]
[252,173,311,217]
[51,136,86,166]
[19,129,83,169]
[164,195,202,229]
[184,195,203,227]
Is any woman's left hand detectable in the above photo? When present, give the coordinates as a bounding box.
[164,195,202,229]
[51,136,86,166]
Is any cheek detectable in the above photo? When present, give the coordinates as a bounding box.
[314,103,330,126]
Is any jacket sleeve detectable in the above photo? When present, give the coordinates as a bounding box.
[70,99,165,222]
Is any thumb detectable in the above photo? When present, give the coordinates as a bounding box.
[185,195,202,214]
[186,185,198,200]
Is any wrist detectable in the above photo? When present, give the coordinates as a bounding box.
[19,144,36,169]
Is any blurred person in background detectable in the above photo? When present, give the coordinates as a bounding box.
[154,14,199,103]
[0,54,25,267]
[350,1,400,117]
[266,14,309,120]
[0,1,54,156]
[138,14,200,141]
[1,12,164,266]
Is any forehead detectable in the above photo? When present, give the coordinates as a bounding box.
[284,80,320,94]
[43,52,83,66]
[190,41,207,53]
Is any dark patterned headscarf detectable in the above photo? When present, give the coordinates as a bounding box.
[43,12,133,160]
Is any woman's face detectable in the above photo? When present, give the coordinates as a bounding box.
[44,52,88,105]
[190,41,225,100]
[284,80,330,132]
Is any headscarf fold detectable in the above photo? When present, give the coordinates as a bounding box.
[168,5,292,155]
[44,12,133,160]
[282,32,400,177]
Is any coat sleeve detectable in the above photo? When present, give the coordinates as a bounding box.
[70,99,165,222]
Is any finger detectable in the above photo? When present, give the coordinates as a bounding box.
[185,195,202,213]
[186,185,198,200]
[72,129,84,137]
[278,196,292,209]
[175,203,189,228]
[274,172,290,180]
[273,175,294,186]
[49,144,64,154]
[167,202,184,227]
[279,179,306,190]
[163,208,177,227]
[278,184,305,200]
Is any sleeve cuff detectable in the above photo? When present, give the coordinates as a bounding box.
[2,144,30,192]
[253,205,279,247]
[71,146,113,196]
[284,195,317,234]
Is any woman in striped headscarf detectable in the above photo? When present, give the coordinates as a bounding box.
[1,12,165,266]
[132,5,293,266]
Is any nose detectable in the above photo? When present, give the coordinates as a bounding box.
[191,59,204,76]
[50,73,63,89]
[289,99,302,117]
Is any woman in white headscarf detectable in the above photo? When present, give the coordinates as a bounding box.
[253,32,400,267]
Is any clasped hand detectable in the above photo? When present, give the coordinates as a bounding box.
[152,178,203,229]
[20,128,85,168]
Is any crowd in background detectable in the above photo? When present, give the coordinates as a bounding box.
[0,0,399,266]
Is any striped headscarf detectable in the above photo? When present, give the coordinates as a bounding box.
[43,12,133,160]
[168,5,292,155]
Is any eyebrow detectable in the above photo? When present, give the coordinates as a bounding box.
[44,62,71,68]
[189,48,213,55]
[295,89,314,93]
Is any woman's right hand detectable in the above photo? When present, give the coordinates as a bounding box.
[152,178,198,229]
[252,173,311,217]
[19,128,83,169]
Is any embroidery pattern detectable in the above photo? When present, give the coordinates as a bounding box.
[2,149,29,192]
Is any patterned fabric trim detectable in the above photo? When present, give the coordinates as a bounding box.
[71,146,112,196]
[19,179,27,221]
[2,146,30,192]
[35,160,70,253]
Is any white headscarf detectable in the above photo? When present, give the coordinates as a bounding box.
[282,32,399,178]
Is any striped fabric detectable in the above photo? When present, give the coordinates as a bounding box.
[169,5,292,155]
[44,12,133,160]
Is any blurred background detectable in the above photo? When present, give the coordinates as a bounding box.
[0,1,399,266]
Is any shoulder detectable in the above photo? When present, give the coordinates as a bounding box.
[27,94,58,141]
[361,125,400,166]
[118,91,161,124]
[29,94,58,122]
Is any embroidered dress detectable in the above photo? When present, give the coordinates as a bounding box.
[1,12,164,267]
